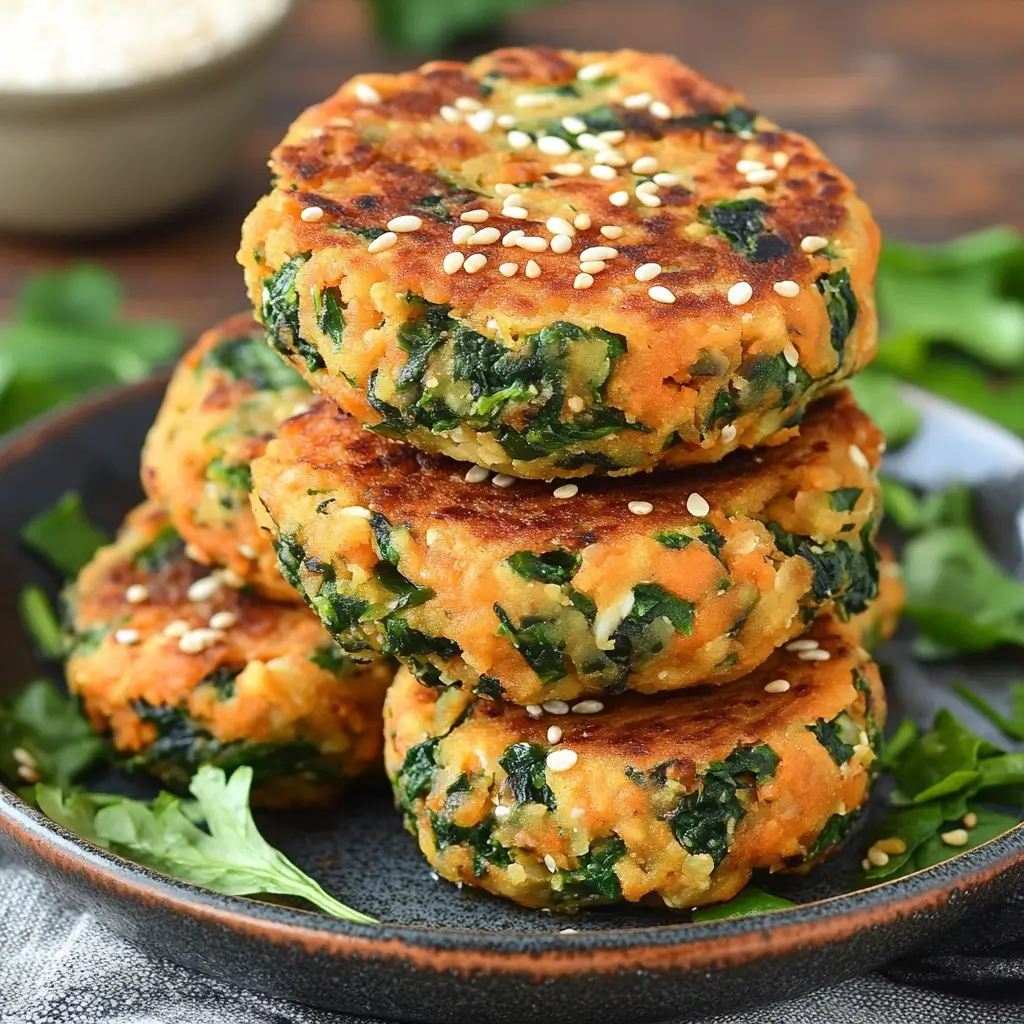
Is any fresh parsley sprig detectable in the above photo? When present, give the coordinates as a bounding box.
[37,766,377,924]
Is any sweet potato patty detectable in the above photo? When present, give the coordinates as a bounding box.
[142,313,311,602]
[250,389,883,704]
[384,612,885,911]
[239,45,879,479]
[66,503,393,807]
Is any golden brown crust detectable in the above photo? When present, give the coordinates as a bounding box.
[67,503,393,807]
[239,46,879,477]
[142,313,310,602]
[384,613,886,910]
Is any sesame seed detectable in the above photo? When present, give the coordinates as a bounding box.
[494,183,519,197]
[503,206,530,220]
[546,216,576,236]
[17,765,39,783]
[727,281,753,305]
[209,611,237,630]
[722,424,737,443]
[571,700,603,714]
[653,172,679,187]
[772,151,789,169]
[466,109,495,133]
[773,280,800,297]
[537,135,572,156]
[609,190,630,207]
[594,151,627,167]
[442,252,465,275]
[547,748,578,771]
[544,853,558,873]
[542,700,570,715]
[941,829,969,848]
[547,725,563,744]
[525,260,542,278]
[553,162,585,176]
[786,639,819,652]
[551,234,573,254]
[515,93,553,108]
[579,245,617,262]
[367,231,397,254]
[526,704,544,718]
[354,82,380,104]
[801,235,829,253]
[454,95,481,112]
[623,91,652,109]
[492,473,515,488]
[338,505,373,518]
[600,130,626,145]
[452,224,475,244]
[425,528,440,546]
[570,807,585,819]
[517,236,548,252]
[125,583,149,604]
[631,156,659,176]
[590,164,617,181]
[553,484,578,499]
[600,225,624,239]
[573,272,595,290]
[238,544,258,559]
[578,261,606,274]
[963,812,979,829]
[493,804,511,819]
[686,492,711,517]
[635,262,662,282]
[163,620,190,638]
[12,748,35,768]
[460,209,489,223]
[876,837,908,855]
[628,500,653,516]
[468,227,500,245]
[187,576,221,602]
[648,285,675,303]
[115,628,140,645]
[561,115,587,135]
[301,206,324,223]
[498,261,519,277]
[576,132,604,152]
[184,543,203,561]
[648,100,672,119]
[745,168,778,185]
[465,466,489,483]
[637,191,662,208]
[736,159,765,174]
[567,396,585,412]
[867,848,890,868]
[577,61,606,81]
[507,130,532,149]
[798,649,832,662]
[764,679,791,694]
[502,192,526,208]
[783,344,800,367]
[502,230,524,247]
[439,105,461,124]
[178,627,223,654]
[572,213,591,230]
[849,444,870,470]
[387,215,423,233]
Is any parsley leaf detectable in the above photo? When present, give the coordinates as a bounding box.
[0,265,180,434]
[0,680,104,788]
[20,492,108,576]
[36,766,376,923]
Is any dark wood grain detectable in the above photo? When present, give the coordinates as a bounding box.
[0,0,1021,337]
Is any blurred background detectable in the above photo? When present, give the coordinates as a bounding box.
[0,0,1022,435]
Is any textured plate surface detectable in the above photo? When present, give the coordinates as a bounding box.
[0,378,1023,1024]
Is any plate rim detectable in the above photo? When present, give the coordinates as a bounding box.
[2,376,1024,978]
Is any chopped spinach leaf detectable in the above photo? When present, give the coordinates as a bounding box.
[829,488,863,513]
[200,334,303,392]
[498,742,556,810]
[132,523,185,572]
[554,836,627,905]
[429,812,513,877]
[815,268,859,357]
[808,715,857,766]
[699,198,790,262]
[494,604,568,684]
[261,254,325,372]
[504,548,580,585]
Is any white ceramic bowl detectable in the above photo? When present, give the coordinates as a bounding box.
[0,2,292,236]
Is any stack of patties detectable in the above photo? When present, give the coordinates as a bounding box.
[65,314,394,807]
[232,45,900,910]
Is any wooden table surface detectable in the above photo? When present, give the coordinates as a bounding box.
[1,0,1021,337]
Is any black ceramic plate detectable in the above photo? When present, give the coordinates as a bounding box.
[1,379,1023,1024]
